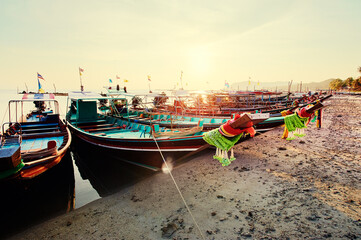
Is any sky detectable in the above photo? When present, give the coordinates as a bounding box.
[0,0,360,92]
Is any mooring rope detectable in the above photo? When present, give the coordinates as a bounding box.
[152,136,206,240]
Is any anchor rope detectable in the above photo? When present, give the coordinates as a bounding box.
[152,136,206,240]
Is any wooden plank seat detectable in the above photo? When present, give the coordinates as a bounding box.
[79,123,115,130]
[22,127,60,134]
[86,126,125,133]
[70,119,107,126]
[126,116,152,121]
[21,123,59,129]
[125,114,141,118]
[21,131,65,140]
[21,140,58,160]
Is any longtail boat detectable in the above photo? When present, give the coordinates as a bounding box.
[0,93,71,180]
[65,92,269,171]
[110,94,332,132]
[116,110,281,132]
[107,88,330,119]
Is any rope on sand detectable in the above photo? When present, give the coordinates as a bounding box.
[152,136,206,240]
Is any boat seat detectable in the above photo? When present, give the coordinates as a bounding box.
[71,119,107,126]
[21,131,64,139]
[87,126,124,132]
[40,114,60,123]
[21,140,58,160]
[22,127,60,134]
[145,126,151,133]
[21,123,59,129]
[191,117,200,122]
[79,123,114,130]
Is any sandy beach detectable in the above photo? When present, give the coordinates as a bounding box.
[9,95,361,239]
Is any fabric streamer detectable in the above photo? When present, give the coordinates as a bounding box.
[316,109,322,128]
[281,110,293,139]
[283,106,313,140]
[203,116,255,166]
[310,100,322,128]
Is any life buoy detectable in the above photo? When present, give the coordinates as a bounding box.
[7,123,21,136]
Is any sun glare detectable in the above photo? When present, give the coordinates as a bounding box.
[188,47,211,76]
[161,157,174,174]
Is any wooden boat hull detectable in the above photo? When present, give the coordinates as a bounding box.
[1,96,72,181]
[68,123,208,171]
[1,123,72,180]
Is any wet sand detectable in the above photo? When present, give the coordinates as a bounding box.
[10,95,361,239]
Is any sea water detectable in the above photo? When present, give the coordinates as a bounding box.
[0,89,156,238]
[0,90,100,209]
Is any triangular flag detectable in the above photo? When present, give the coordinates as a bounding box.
[37,72,45,80]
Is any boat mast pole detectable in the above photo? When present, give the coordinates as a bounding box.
[79,67,84,92]
[180,71,183,90]
[288,80,293,106]
[148,75,152,93]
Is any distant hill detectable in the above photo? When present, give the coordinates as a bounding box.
[231,79,334,92]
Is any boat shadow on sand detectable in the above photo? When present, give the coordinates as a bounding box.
[0,151,75,239]
[70,138,213,198]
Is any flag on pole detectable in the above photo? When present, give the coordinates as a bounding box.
[257,80,260,86]
[116,75,120,79]
[109,79,113,83]
[248,77,251,85]
[124,79,129,83]
[147,75,151,81]
[225,80,230,88]
[37,72,44,80]
[79,67,84,76]
[38,79,45,93]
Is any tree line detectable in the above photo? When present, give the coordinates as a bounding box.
[329,67,361,91]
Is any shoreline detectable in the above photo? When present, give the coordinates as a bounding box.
[9,95,361,239]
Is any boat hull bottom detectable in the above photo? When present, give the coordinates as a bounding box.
[71,134,208,171]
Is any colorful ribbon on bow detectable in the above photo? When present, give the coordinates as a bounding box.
[203,114,255,166]
[282,105,314,140]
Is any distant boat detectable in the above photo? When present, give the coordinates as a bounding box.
[0,93,71,180]
[18,91,68,96]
